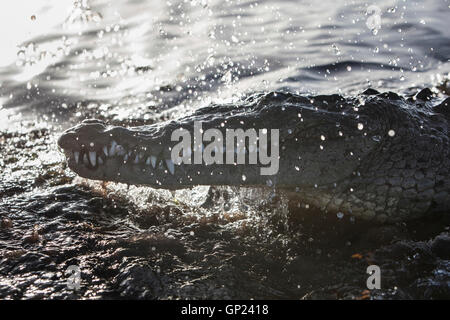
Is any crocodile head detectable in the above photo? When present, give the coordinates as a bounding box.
[57,93,371,188]
[58,91,450,222]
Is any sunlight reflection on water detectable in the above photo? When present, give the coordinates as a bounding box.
[0,0,449,129]
[0,0,73,67]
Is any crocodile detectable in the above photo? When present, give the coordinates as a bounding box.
[58,89,450,222]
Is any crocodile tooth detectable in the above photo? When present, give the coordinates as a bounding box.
[83,153,89,165]
[145,157,151,166]
[98,157,104,165]
[115,145,126,156]
[165,159,175,175]
[103,146,108,157]
[134,155,139,164]
[124,154,129,162]
[109,140,117,156]
[89,151,96,166]
[73,151,80,164]
[150,155,157,168]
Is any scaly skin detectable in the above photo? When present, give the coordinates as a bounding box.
[58,89,450,222]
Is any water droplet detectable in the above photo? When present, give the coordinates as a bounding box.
[242,175,246,181]
[357,123,364,130]
[388,129,395,137]
[337,212,344,219]
[320,135,326,141]
[332,44,341,55]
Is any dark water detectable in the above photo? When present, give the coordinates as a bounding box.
[0,0,449,299]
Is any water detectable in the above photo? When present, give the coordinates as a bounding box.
[1,0,449,127]
[0,0,449,299]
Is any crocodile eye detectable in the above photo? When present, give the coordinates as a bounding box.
[81,119,106,125]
